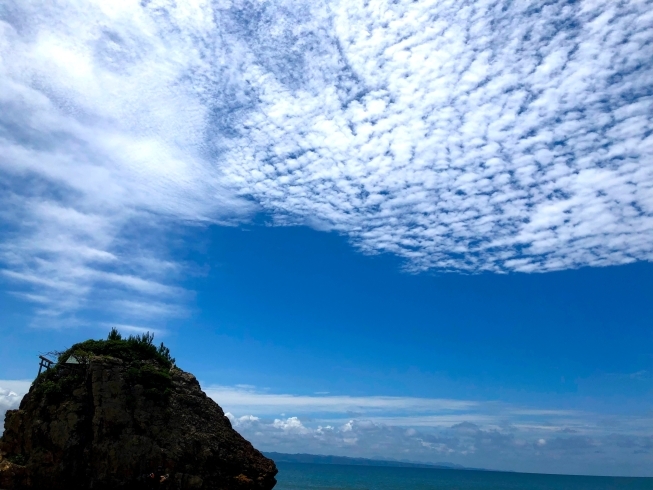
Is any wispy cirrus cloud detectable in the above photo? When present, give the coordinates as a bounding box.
[0,0,253,325]
[100,323,167,338]
[205,384,478,414]
[1,0,652,325]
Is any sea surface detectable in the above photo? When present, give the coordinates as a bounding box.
[274,462,653,490]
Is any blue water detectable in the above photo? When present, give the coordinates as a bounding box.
[274,463,653,490]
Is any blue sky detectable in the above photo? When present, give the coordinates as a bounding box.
[1,0,652,478]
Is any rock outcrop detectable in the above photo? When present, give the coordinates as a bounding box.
[0,346,276,490]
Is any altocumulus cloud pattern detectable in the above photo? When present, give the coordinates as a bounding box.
[0,0,652,318]
[225,0,653,273]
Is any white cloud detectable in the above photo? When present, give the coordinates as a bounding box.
[0,380,31,435]
[225,412,260,429]
[0,380,31,397]
[1,0,652,325]
[272,416,310,434]
[101,323,166,337]
[0,388,21,430]
[205,384,478,414]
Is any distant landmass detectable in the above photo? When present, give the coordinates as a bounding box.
[265,452,481,471]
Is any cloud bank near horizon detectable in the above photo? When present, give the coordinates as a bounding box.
[1,0,652,323]
[212,384,653,477]
[225,414,653,477]
[209,384,653,476]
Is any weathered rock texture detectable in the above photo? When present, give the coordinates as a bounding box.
[0,357,277,490]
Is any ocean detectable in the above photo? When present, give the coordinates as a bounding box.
[274,462,653,490]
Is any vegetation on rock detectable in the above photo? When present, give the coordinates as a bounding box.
[35,329,175,403]
[58,327,175,367]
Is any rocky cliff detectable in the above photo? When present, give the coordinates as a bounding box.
[0,336,277,490]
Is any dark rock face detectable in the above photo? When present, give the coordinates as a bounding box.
[0,357,277,490]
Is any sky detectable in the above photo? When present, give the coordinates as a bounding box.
[0,0,652,478]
